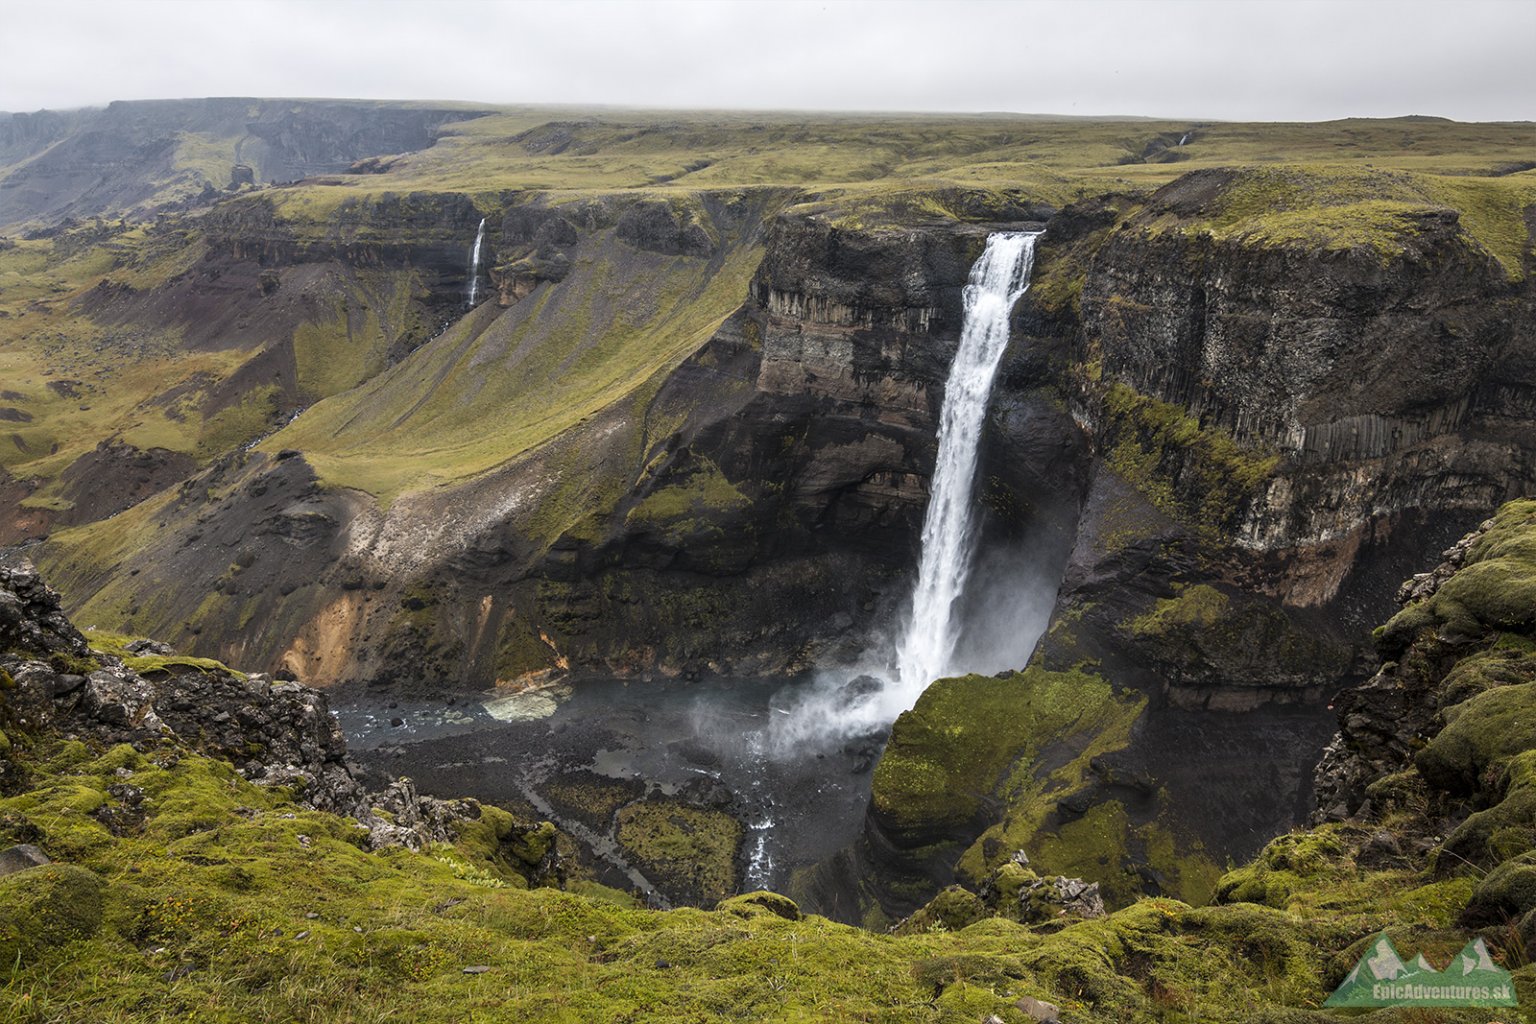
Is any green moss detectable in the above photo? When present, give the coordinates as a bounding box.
[894,885,989,935]
[84,628,243,679]
[1416,682,1536,794]
[0,728,1514,1023]
[1127,584,1229,637]
[870,667,1171,908]
[1441,750,1536,867]
[871,667,1139,841]
[615,801,742,906]
[1436,639,1536,707]
[1214,828,1356,910]
[1143,165,1536,278]
[1100,382,1280,537]
[436,803,544,886]
[625,455,751,539]
[718,890,802,921]
[0,863,105,965]
[1031,802,1135,898]
[1464,853,1536,926]
[1380,499,1536,650]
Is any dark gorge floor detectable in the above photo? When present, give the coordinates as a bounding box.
[337,675,880,915]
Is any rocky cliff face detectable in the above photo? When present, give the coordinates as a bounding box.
[0,188,494,548]
[852,171,1536,919]
[1024,180,1533,717]
[26,192,1084,691]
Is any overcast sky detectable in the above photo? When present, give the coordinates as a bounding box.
[3,0,1532,121]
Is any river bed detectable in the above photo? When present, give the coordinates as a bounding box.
[333,675,881,911]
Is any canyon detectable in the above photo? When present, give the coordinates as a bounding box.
[0,99,1534,1020]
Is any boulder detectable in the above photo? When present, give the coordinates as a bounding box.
[1015,995,1061,1023]
[0,844,49,876]
[719,890,803,921]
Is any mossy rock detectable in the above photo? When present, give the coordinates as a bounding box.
[1416,682,1536,794]
[986,861,1037,916]
[718,890,802,921]
[1462,853,1536,926]
[871,666,1137,844]
[0,863,105,963]
[1440,753,1536,867]
[1127,584,1229,636]
[448,804,549,885]
[894,885,987,935]
[1436,640,1536,708]
[1362,769,1429,817]
[1215,863,1297,908]
[507,820,558,868]
[1215,828,1349,909]
[1181,902,1313,973]
[615,800,741,906]
[1380,500,1536,651]
[1098,382,1280,536]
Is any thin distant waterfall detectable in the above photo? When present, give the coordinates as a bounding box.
[892,231,1041,701]
[1178,133,1190,146]
[466,217,486,306]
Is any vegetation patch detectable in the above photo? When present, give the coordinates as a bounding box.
[1379,498,1536,650]
[1127,584,1229,637]
[1140,165,1536,277]
[615,800,742,907]
[1100,382,1280,537]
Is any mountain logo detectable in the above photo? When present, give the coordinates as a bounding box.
[1325,932,1518,1008]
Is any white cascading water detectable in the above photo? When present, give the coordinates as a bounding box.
[466,217,486,306]
[891,231,1041,704]
[764,230,1042,752]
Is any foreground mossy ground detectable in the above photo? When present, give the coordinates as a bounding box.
[0,730,1530,1022]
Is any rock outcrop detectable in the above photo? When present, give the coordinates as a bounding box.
[0,564,555,871]
[1312,501,1536,843]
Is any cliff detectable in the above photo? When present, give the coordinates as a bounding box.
[854,166,1536,918]
[1,516,1532,1021]
[3,105,1534,924]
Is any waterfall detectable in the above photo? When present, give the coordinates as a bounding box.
[892,231,1041,701]
[1178,133,1190,146]
[466,217,486,306]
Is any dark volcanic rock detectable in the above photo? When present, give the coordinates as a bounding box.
[0,565,90,660]
[55,440,197,528]
[616,199,714,257]
[0,565,552,861]
[1311,517,1500,822]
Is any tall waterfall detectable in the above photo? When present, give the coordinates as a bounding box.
[466,217,486,306]
[892,231,1041,701]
